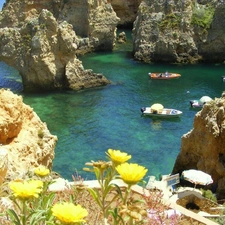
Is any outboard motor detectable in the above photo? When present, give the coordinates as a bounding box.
[222,76,225,82]
[190,100,195,107]
[141,107,146,113]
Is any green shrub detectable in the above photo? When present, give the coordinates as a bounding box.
[191,3,215,29]
[201,189,217,202]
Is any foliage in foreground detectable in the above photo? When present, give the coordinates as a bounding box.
[0,149,207,225]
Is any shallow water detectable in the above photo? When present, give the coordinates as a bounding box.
[0,31,225,181]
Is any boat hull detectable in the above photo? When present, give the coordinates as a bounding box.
[149,73,181,80]
[190,100,203,108]
[141,107,182,117]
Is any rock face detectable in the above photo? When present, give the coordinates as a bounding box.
[0,8,110,92]
[0,89,57,181]
[133,0,225,63]
[172,92,225,199]
[0,0,120,51]
[59,0,120,51]
[108,0,142,27]
[0,0,116,92]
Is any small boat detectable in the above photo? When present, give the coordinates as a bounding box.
[190,96,212,108]
[149,72,181,80]
[141,103,182,117]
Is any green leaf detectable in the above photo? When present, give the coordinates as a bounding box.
[6,209,21,225]
[103,183,114,196]
[43,192,56,209]
[88,188,102,208]
[29,210,45,225]
[94,167,100,181]
[108,208,124,225]
[112,183,123,199]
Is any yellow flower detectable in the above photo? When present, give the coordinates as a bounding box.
[34,165,50,177]
[116,163,148,185]
[9,180,43,199]
[52,202,88,224]
[106,149,131,164]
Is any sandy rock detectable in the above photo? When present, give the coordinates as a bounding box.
[0,148,7,185]
[0,89,57,181]
[172,92,225,199]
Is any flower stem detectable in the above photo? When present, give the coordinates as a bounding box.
[123,184,132,205]
[21,199,27,225]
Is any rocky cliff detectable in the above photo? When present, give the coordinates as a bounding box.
[0,0,120,51]
[0,7,110,92]
[108,0,142,27]
[0,89,57,183]
[133,0,225,63]
[172,92,225,199]
[0,0,117,92]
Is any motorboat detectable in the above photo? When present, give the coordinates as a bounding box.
[149,72,181,80]
[141,103,182,117]
[190,96,212,108]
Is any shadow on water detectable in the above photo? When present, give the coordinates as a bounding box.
[141,114,182,122]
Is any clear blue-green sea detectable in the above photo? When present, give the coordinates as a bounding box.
[1,30,225,181]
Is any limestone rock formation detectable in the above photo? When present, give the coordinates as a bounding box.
[0,0,120,52]
[108,0,142,27]
[172,92,225,199]
[59,0,120,51]
[0,0,118,92]
[0,8,110,92]
[133,0,225,63]
[0,89,57,181]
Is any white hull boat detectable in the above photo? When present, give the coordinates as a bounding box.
[141,107,182,117]
[190,96,212,108]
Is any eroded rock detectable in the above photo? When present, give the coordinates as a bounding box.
[132,0,225,63]
[0,0,115,92]
[0,9,110,92]
[172,92,225,199]
[0,89,57,181]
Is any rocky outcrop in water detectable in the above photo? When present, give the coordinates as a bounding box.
[0,0,117,92]
[172,92,225,199]
[133,0,225,63]
[0,89,57,182]
[0,7,110,92]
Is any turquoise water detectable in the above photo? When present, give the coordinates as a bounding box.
[0,33,225,181]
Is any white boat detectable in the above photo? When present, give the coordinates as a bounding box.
[190,96,212,108]
[141,104,182,118]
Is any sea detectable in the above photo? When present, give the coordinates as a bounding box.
[0,29,225,182]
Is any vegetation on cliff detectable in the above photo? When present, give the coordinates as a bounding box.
[191,2,215,29]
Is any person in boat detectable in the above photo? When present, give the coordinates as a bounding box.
[165,71,169,77]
